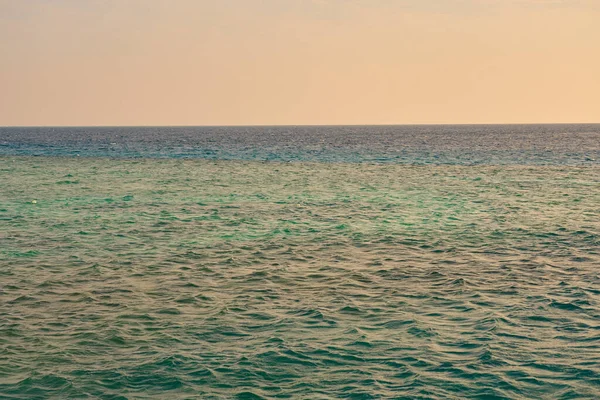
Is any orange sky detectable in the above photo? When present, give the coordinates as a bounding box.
[1,0,598,126]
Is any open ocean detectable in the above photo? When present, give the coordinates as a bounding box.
[1,125,599,399]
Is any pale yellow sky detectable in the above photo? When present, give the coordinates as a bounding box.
[1,0,598,126]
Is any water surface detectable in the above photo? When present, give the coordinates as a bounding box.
[1,124,599,164]
[1,126,599,399]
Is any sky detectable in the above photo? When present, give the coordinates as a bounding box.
[0,0,598,126]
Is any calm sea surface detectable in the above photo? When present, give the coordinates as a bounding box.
[1,125,599,399]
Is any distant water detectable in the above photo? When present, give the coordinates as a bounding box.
[1,124,599,164]
[1,126,599,399]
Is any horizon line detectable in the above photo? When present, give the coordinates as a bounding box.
[2,122,599,129]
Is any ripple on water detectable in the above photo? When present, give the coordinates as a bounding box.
[0,157,599,398]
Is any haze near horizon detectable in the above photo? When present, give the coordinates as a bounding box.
[1,0,598,126]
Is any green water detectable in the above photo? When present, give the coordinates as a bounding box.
[1,156,599,399]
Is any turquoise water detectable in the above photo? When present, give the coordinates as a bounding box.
[1,126,600,399]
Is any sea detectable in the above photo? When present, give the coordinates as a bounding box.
[1,124,599,399]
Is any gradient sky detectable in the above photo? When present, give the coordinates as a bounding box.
[1,0,598,126]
